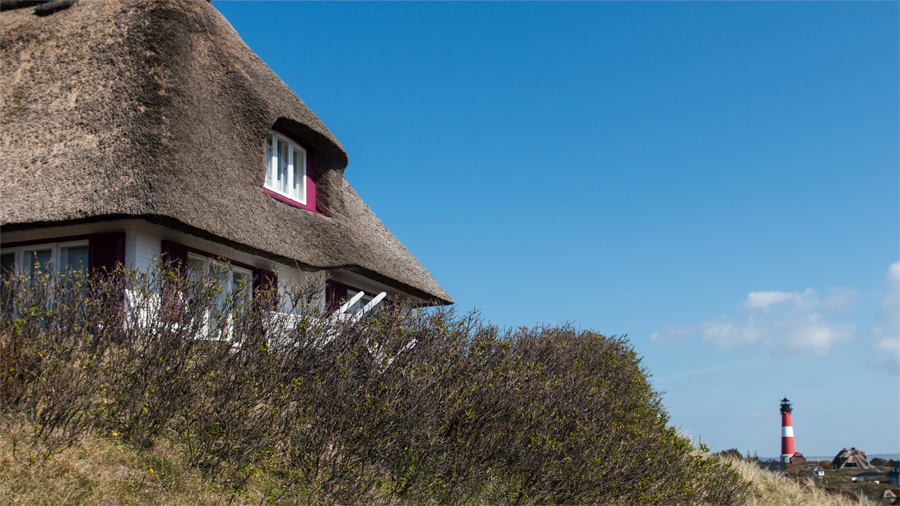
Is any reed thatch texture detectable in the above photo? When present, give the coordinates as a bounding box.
[0,0,451,304]
[832,448,874,470]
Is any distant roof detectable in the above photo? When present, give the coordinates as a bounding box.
[0,0,452,304]
[833,448,874,470]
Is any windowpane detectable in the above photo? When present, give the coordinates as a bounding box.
[187,256,206,277]
[347,289,373,314]
[292,148,301,200]
[265,131,309,205]
[60,245,89,273]
[209,262,233,334]
[277,137,289,194]
[232,270,252,305]
[24,249,52,276]
[211,262,230,297]
[265,134,274,187]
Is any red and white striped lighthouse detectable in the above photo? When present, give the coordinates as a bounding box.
[780,397,795,462]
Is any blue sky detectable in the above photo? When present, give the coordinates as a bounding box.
[213,1,899,458]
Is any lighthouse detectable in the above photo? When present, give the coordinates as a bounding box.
[780,397,796,462]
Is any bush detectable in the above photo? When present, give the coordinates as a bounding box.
[0,262,749,504]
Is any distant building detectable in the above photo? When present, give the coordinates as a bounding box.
[889,467,900,485]
[812,466,825,477]
[789,452,806,465]
[832,448,874,470]
[779,398,796,462]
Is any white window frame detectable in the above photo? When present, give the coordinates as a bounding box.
[186,253,253,340]
[265,130,307,205]
[1,240,90,276]
[186,254,253,299]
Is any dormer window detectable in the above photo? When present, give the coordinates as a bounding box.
[265,131,307,204]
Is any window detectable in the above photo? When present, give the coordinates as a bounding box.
[1,233,124,314]
[186,253,253,338]
[1,240,90,276]
[187,254,253,302]
[0,232,124,277]
[1,241,91,312]
[160,240,277,310]
[265,131,307,205]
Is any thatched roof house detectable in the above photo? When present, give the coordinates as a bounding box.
[1,0,451,308]
[832,448,874,470]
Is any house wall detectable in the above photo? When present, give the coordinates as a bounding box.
[1,219,424,312]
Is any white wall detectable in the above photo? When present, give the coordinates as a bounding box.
[1,219,425,311]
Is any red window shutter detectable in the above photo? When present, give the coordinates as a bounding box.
[158,241,189,323]
[255,269,278,308]
[88,232,125,274]
[160,240,189,275]
[326,281,347,313]
[307,149,317,213]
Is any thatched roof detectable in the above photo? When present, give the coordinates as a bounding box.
[832,448,874,470]
[0,0,451,304]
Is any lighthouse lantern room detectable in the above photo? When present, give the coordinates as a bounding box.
[780,397,796,462]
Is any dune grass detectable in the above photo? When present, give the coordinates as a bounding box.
[0,419,236,506]
[726,457,861,506]
[2,431,864,506]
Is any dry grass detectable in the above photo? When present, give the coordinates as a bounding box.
[5,418,863,506]
[0,418,277,506]
[725,457,861,506]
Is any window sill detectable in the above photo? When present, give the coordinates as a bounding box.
[263,188,322,215]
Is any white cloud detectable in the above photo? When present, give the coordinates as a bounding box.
[649,324,695,346]
[698,315,762,349]
[744,289,815,310]
[873,262,899,373]
[651,287,857,357]
[877,337,899,373]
